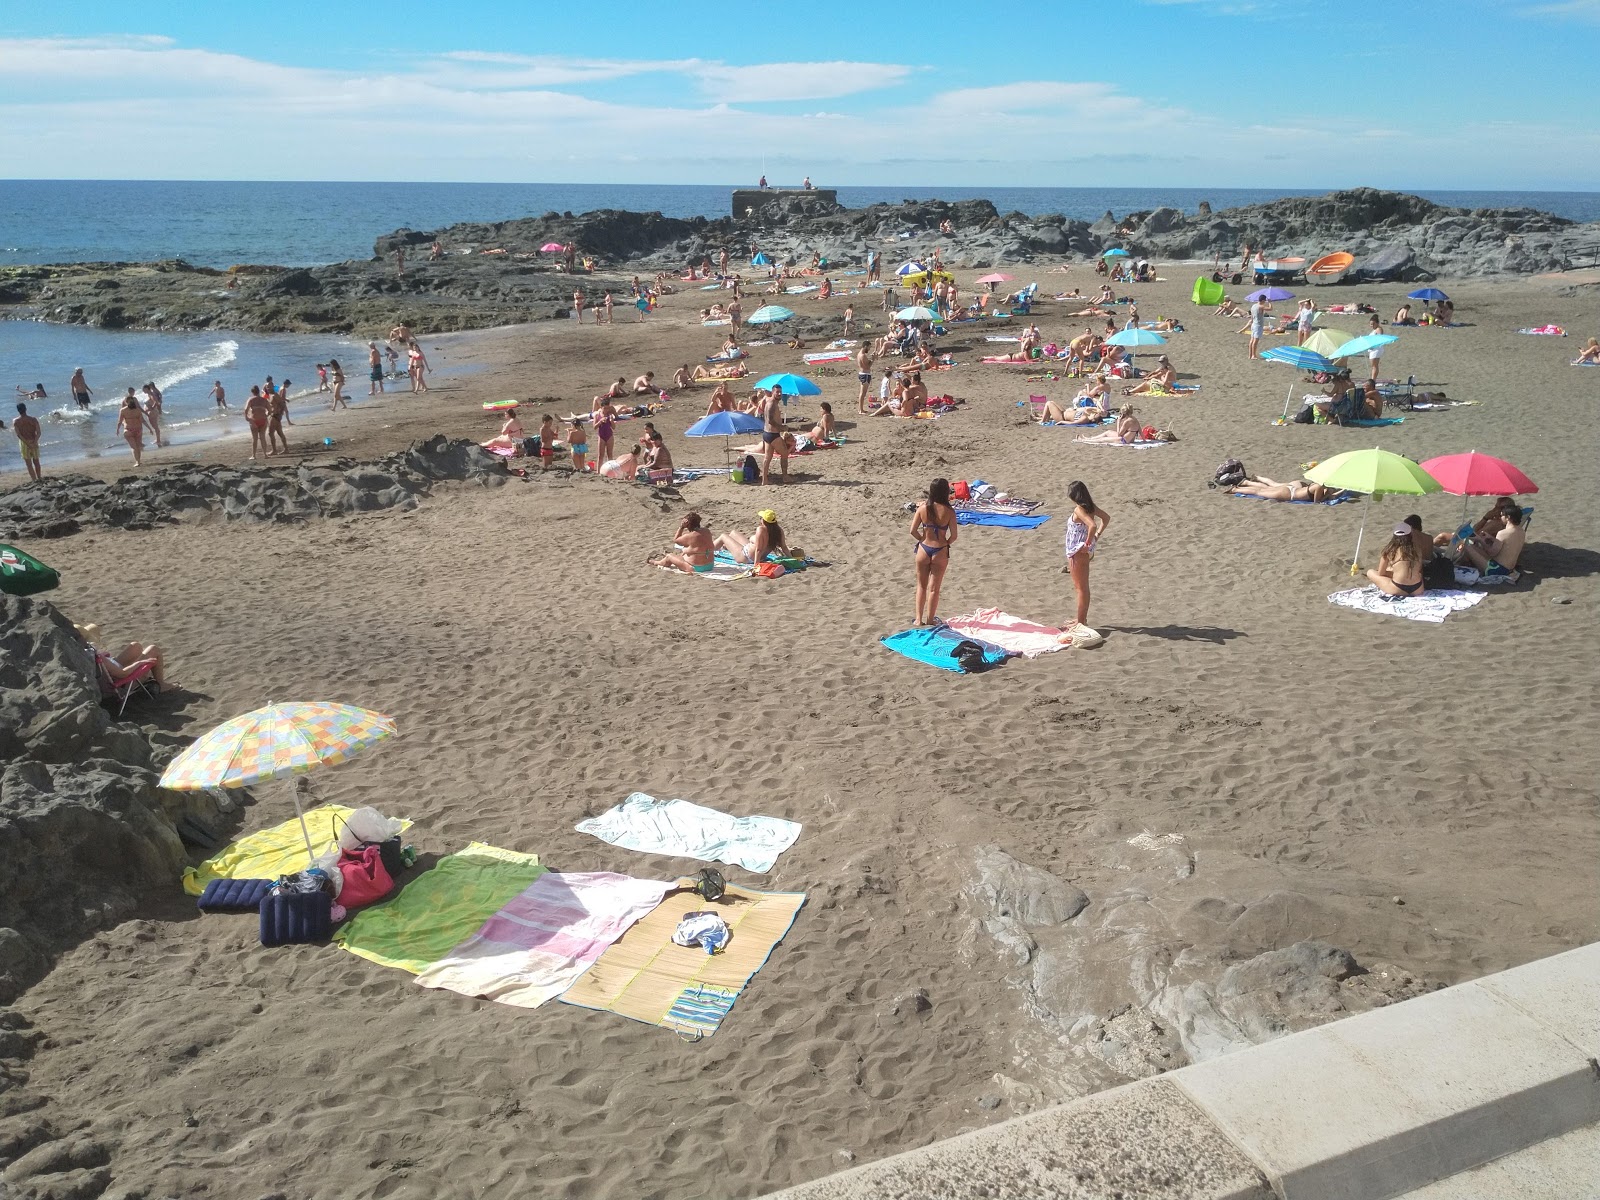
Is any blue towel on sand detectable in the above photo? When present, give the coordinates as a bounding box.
[1229,492,1356,506]
[955,511,1051,529]
[881,626,1011,672]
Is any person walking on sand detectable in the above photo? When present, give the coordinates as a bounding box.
[1247,295,1267,359]
[911,477,957,626]
[328,358,348,411]
[242,386,269,460]
[278,379,293,424]
[760,387,786,485]
[12,402,42,482]
[855,344,875,414]
[1062,480,1110,638]
[266,386,289,456]
[367,342,385,395]
[140,383,166,448]
[70,368,93,412]
[573,289,587,324]
[407,340,430,393]
[116,391,146,466]
[602,291,614,325]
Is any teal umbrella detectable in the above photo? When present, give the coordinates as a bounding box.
[1332,333,1399,358]
[754,373,821,396]
[1105,328,1167,347]
[1102,248,1131,258]
[748,305,794,325]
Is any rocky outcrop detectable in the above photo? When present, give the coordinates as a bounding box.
[4,189,1595,334]
[0,435,509,541]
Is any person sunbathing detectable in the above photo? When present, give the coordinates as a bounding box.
[600,443,642,480]
[641,434,674,475]
[1393,303,1414,326]
[1036,398,1103,425]
[1574,337,1600,364]
[1122,355,1178,394]
[1216,297,1243,317]
[1455,505,1526,578]
[808,401,837,444]
[692,362,748,381]
[673,364,694,389]
[633,372,656,394]
[1076,404,1142,443]
[1366,524,1427,597]
[76,623,169,691]
[1067,304,1112,317]
[985,349,1033,363]
[715,509,789,565]
[653,512,717,574]
[705,382,736,414]
[481,410,525,454]
[1227,475,1343,502]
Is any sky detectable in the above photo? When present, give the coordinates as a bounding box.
[3,0,1598,190]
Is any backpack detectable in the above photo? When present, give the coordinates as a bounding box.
[1211,458,1247,488]
[1292,403,1315,424]
[740,454,759,483]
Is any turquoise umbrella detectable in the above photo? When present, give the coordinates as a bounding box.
[1332,332,1399,358]
[1106,328,1167,347]
[754,373,821,396]
[747,305,794,325]
[1102,248,1131,258]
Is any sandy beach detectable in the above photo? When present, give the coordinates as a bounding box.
[6,262,1599,1199]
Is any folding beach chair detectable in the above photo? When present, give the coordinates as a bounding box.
[96,651,159,716]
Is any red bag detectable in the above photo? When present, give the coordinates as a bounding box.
[952,481,971,500]
[337,843,395,910]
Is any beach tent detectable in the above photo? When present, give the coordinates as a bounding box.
[751,252,772,266]
[1192,277,1224,306]
[0,544,59,596]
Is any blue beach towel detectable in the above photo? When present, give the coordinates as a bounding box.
[1229,491,1357,506]
[1344,417,1405,427]
[881,626,1012,672]
[955,511,1051,529]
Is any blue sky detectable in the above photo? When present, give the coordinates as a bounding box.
[3,0,1598,189]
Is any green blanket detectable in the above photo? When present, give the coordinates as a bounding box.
[334,842,545,974]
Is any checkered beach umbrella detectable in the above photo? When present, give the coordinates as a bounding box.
[159,702,397,791]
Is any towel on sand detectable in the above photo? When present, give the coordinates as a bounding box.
[803,351,851,364]
[955,510,1051,529]
[1230,491,1356,506]
[1328,586,1486,623]
[560,881,806,1038]
[1074,437,1173,448]
[881,626,1012,672]
[415,872,672,1008]
[181,804,414,897]
[577,792,801,874]
[943,608,1067,658]
[335,842,545,974]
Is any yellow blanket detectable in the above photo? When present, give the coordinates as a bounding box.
[559,880,805,1037]
[180,804,413,896]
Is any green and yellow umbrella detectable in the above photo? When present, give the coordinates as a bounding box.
[1306,448,1441,572]
[160,701,398,859]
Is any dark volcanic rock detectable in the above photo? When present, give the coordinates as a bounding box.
[0,435,508,540]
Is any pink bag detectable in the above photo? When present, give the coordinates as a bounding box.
[337,844,395,910]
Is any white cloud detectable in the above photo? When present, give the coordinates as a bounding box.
[693,61,913,102]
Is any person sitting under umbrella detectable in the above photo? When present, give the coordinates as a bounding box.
[1366,524,1427,597]
[1454,504,1526,579]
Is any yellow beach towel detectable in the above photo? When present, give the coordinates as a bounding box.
[559,880,805,1037]
[180,804,413,896]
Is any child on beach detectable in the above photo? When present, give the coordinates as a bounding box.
[1062,480,1110,639]
[538,414,558,472]
[568,419,588,472]
[316,364,329,393]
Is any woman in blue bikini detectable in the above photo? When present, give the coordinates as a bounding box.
[911,478,958,625]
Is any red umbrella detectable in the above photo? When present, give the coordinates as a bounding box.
[1418,452,1537,496]
[975,273,1013,284]
[540,242,567,253]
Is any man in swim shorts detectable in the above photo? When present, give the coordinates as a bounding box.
[368,343,385,394]
[760,388,786,485]
[12,402,42,482]
[70,367,93,411]
[855,344,875,414]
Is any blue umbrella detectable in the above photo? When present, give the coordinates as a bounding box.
[754,373,821,396]
[1262,345,1337,419]
[1408,287,1448,301]
[1246,287,1295,302]
[1331,333,1399,358]
[747,305,794,325]
[1102,248,1131,258]
[895,261,926,276]
[1106,328,1167,347]
[751,252,772,266]
[686,411,763,437]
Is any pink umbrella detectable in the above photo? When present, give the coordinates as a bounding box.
[1419,451,1538,531]
[540,243,567,253]
[976,273,1013,284]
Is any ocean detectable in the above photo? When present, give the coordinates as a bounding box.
[3,179,1598,471]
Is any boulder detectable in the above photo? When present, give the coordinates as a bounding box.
[970,845,1089,927]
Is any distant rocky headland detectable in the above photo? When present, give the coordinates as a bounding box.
[2,188,1594,335]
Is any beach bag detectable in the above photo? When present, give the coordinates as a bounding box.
[1293,403,1315,424]
[952,481,971,501]
[740,454,759,484]
[336,843,395,910]
[1212,459,1247,488]
[692,868,727,903]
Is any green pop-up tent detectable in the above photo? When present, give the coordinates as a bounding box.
[1191,277,1224,306]
[0,544,61,596]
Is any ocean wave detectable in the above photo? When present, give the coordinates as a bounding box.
[152,339,240,392]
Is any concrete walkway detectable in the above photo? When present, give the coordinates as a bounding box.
[764,943,1599,1199]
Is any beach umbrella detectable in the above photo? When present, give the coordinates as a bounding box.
[747,305,794,325]
[159,702,398,860]
[0,544,60,596]
[1418,451,1538,528]
[1408,288,1449,302]
[895,261,926,276]
[1306,449,1442,572]
[1106,328,1167,348]
[754,373,821,396]
[686,409,763,461]
[1101,248,1131,258]
[1261,345,1336,419]
[751,252,772,266]
[540,243,566,253]
[895,305,938,322]
[1246,287,1295,302]
[1301,328,1347,358]
[1331,332,1399,358]
[976,273,1013,284]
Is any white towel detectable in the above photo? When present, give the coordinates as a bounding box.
[576,792,801,873]
[1328,586,1486,623]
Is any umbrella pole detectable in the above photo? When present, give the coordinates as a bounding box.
[1351,495,1370,576]
[289,780,317,864]
[1281,380,1295,422]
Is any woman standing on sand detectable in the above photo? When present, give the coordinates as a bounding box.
[1062,480,1110,637]
[328,359,348,411]
[141,383,166,447]
[115,392,146,466]
[911,478,957,626]
[407,340,430,393]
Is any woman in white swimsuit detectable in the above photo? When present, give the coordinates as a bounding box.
[1063,480,1111,635]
